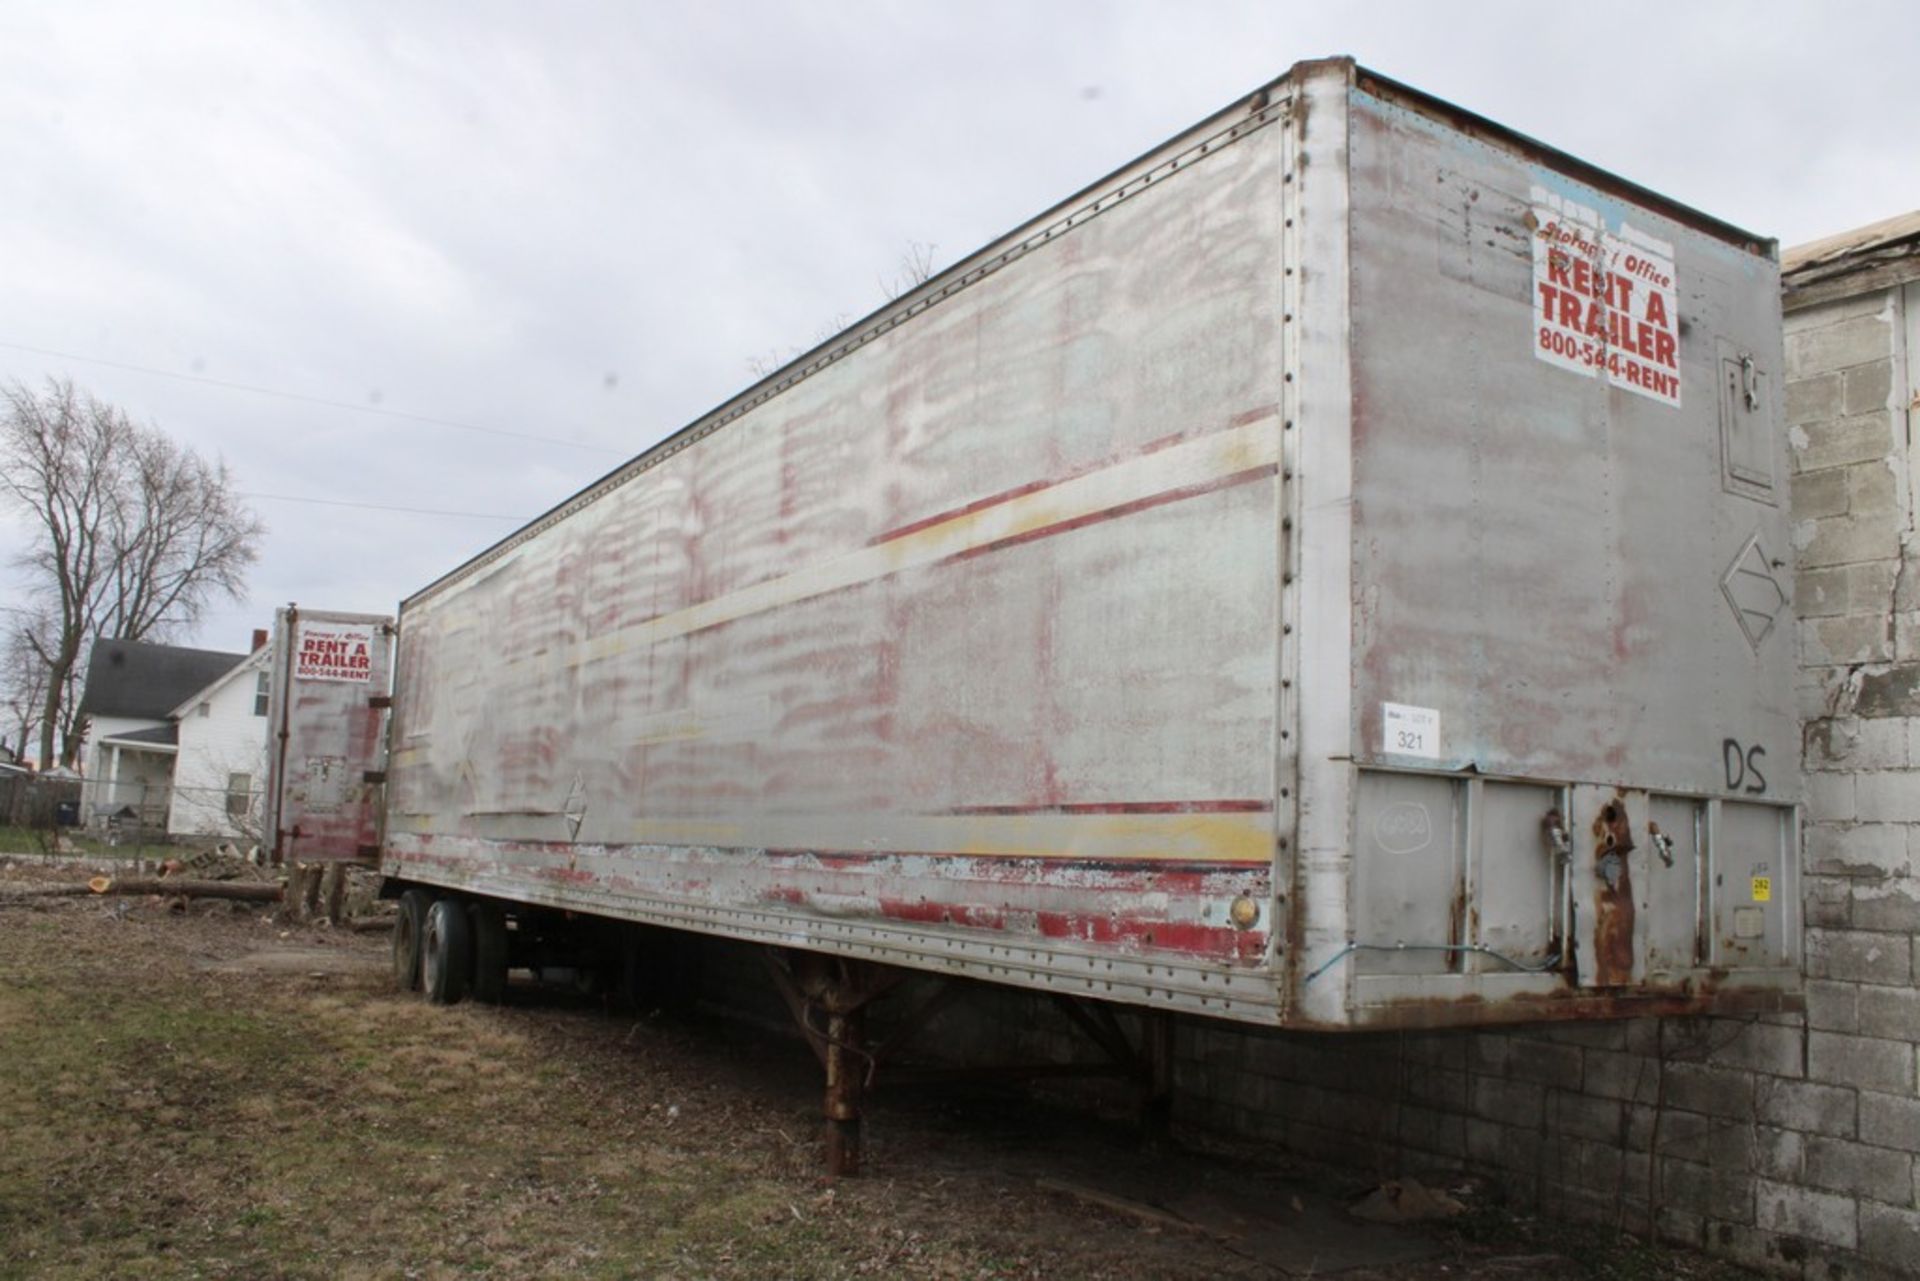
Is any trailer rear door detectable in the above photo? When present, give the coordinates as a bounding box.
[262,606,395,863]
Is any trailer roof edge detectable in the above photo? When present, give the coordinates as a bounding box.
[398,56,1775,615]
[1349,66,1776,258]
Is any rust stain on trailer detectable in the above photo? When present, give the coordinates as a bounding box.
[392,837,1268,967]
[1590,793,1636,987]
[1328,975,1800,1033]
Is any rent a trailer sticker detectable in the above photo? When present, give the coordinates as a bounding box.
[1530,186,1680,407]
[296,622,375,683]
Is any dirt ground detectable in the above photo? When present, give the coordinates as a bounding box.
[0,865,1760,1280]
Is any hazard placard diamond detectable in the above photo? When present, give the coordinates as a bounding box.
[1720,533,1788,650]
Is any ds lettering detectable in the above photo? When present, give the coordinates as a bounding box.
[1722,738,1767,795]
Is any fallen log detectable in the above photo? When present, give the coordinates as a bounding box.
[108,877,283,902]
[3,877,282,902]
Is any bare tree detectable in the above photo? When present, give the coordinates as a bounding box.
[1,608,57,765]
[745,312,853,381]
[744,242,941,380]
[878,240,938,300]
[0,380,263,768]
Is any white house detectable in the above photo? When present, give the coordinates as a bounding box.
[74,634,272,840]
[165,645,273,839]
[77,639,247,832]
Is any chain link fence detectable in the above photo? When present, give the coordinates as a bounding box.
[0,770,262,855]
[0,767,81,832]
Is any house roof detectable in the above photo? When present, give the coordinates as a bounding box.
[98,723,179,749]
[168,645,271,721]
[1783,209,1920,311]
[76,640,246,721]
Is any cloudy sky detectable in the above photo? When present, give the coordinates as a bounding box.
[1,0,1914,654]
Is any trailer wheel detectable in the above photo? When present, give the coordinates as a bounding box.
[469,901,509,1005]
[423,898,472,1005]
[393,889,433,991]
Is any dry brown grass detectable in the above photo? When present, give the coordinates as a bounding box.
[0,887,1762,1280]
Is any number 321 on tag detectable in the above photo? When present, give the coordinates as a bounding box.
[1383,703,1441,760]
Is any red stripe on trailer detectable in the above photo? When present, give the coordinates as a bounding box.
[953,464,1278,563]
[869,410,1279,548]
[944,800,1271,816]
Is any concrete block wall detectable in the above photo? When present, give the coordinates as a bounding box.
[1170,1014,1920,1276]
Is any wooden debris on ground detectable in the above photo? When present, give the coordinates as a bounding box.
[5,877,285,902]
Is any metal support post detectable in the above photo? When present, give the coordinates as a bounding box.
[823,996,866,1177]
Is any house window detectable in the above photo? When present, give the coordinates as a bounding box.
[197,702,211,718]
[254,671,271,717]
[226,772,251,819]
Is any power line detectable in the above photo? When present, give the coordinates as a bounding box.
[0,339,624,455]
[240,491,528,521]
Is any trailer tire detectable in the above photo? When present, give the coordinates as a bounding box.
[469,901,509,1005]
[423,898,472,1005]
[393,889,433,992]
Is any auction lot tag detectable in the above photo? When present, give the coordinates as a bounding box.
[1382,703,1441,760]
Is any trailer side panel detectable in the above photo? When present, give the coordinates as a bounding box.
[386,106,1291,1021]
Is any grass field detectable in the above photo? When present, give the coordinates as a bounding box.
[0,883,1760,1280]
[0,905,1048,1278]
[0,825,139,859]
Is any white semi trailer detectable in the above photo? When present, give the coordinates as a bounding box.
[267,58,1800,1172]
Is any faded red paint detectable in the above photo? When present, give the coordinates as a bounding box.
[865,403,1270,550]
[876,897,1011,931]
[762,847,1267,870]
[946,800,1271,816]
[952,465,1278,564]
[872,476,1056,546]
[391,834,1265,969]
[1033,909,1258,961]
[868,898,1254,961]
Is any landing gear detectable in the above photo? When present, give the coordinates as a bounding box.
[763,952,898,1177]
[763,950,1179,1177]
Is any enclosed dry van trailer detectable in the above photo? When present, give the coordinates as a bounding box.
[269,61,1799,1062]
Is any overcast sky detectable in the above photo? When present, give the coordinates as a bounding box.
[1,0,1914,654]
